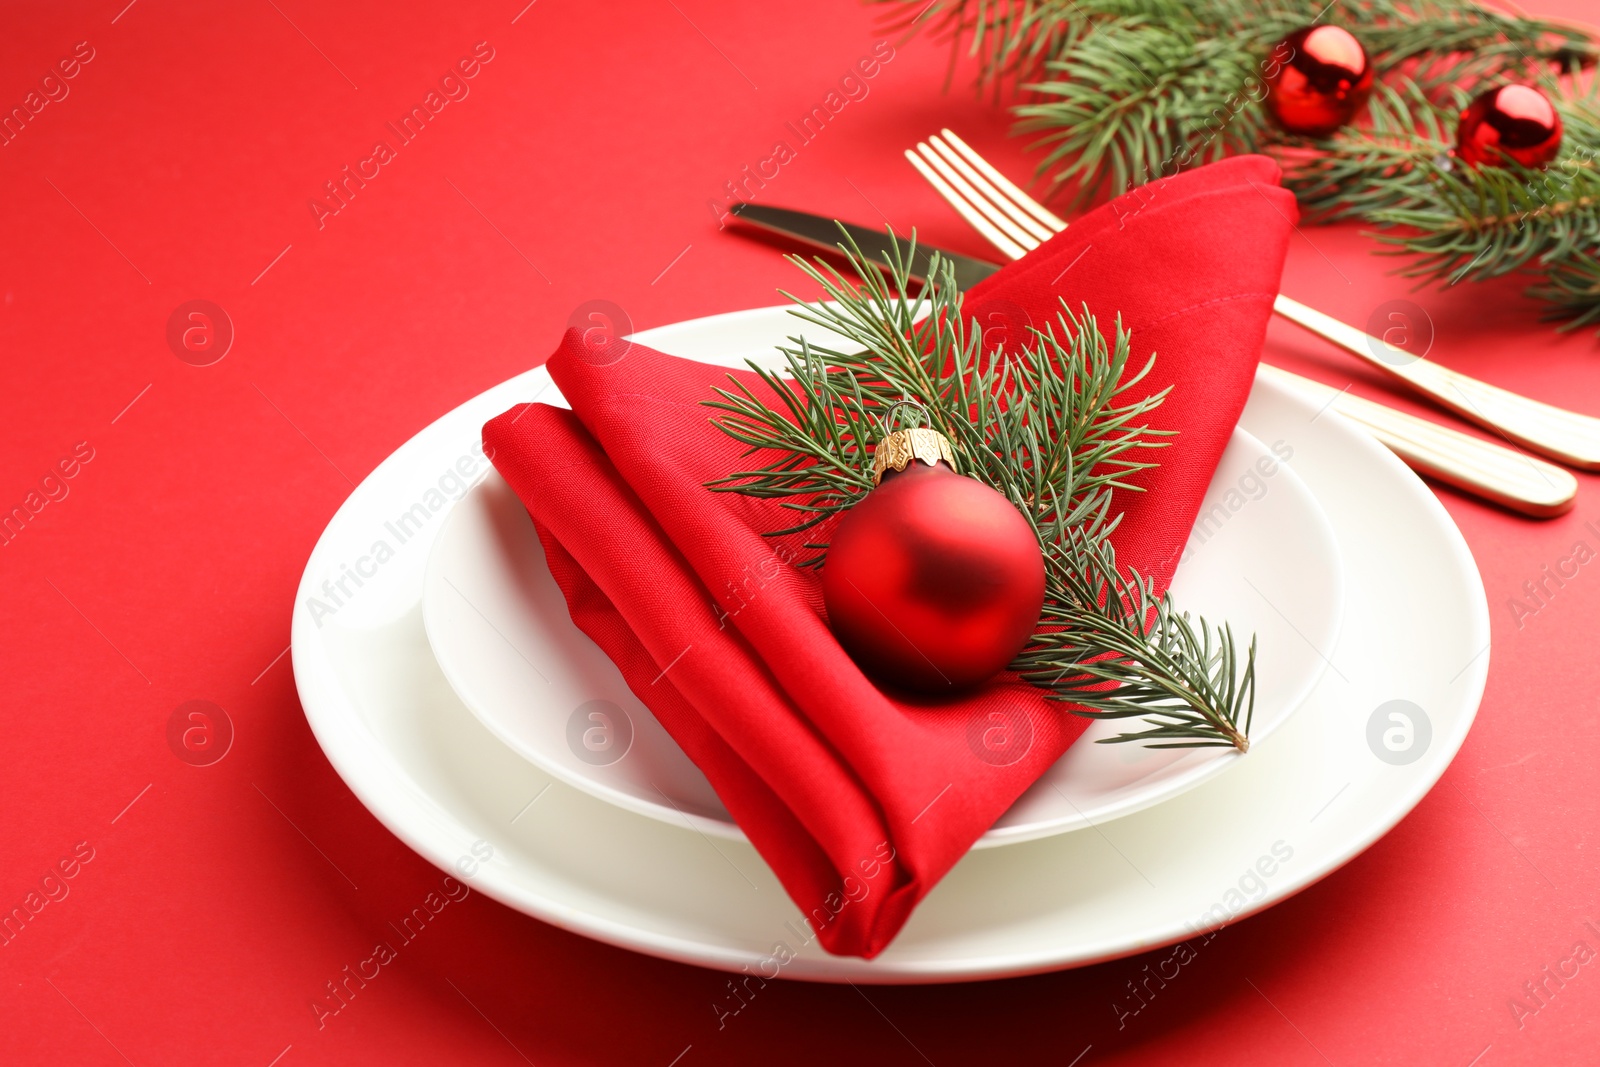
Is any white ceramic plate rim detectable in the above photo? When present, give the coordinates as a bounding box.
[292,303,1489,982]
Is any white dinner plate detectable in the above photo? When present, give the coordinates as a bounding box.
[292,304,1488,982]
[420,320,1344,846]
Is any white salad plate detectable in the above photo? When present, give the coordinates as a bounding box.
[421,332,1344,846]
[292,303,1489,983]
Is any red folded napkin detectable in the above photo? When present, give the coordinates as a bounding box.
[484,155,1295,959]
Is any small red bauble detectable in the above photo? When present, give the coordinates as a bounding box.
[822,427,1045,693]
[1456,84,1564,168]
[1264,25,1374,137]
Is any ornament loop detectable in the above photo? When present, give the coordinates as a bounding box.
[882,399,930,432]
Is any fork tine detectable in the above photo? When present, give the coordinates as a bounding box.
[904,149,1029,262]
[914,142,1043,254]
[927,135,1056,244]
[939,129,1068,233]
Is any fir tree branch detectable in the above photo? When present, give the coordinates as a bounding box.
[705,228,1256,749]
[1014,18,1277,209]
[1282,77,1459,221]
[1530,250,1600,330]
[1313,75,1600,322]
[872,0,1600,329]
[876,0,1591,92]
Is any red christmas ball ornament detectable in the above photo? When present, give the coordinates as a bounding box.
[822,423,1045,693]
[1456,84,1563,168]
[1264,25,1374,137]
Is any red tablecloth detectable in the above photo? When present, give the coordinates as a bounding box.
[2,2,1596,1064]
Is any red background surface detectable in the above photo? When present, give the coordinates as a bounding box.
[1,1,1596,1064]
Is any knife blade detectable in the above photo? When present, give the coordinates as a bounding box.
[728,202,1003,292]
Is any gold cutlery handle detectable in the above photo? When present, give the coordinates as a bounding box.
[1272,295,1600,470]
[1258,363,1578,518]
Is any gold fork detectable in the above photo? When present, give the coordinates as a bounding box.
[907,129,1580,517]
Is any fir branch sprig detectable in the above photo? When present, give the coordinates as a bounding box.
[1369,143,1600,285]
[1014,17,1279,208]
[873,0,1600,329]
[1283,77,1459,222]
[882,0,1589,96]
[1289,73,1600,325]
[704,229,1256,749]
[1018,517,1255,750]
[1530,251,1600,331]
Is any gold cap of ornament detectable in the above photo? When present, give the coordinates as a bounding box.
[871,426,955,486]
